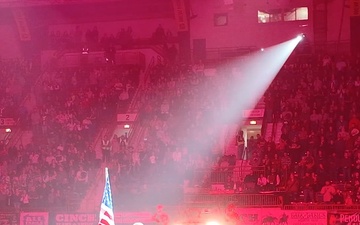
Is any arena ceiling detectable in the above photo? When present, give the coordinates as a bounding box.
[0,0,134,7]
[0,0,174,25]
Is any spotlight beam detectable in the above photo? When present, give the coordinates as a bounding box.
[141,37,302,206]
[224,37,303,125]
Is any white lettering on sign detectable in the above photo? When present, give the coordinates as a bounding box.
[56,214,96,222]
[341,213,360,223]
[117,114,137,122]
[243,109,264,118]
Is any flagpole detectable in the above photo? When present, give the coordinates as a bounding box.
[98,167,115,225]
[105,167,109,180]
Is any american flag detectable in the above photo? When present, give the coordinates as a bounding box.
[98,167,115,225]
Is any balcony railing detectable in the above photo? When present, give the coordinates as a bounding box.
[190,165,265,185]
[283,203,360,211]
[184,193,282,208]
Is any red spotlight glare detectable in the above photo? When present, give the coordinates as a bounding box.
[206,221,220,225]
[133,223,144,225]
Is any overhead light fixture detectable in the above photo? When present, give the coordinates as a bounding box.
[296,33,305,41]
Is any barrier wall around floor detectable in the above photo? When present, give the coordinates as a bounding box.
[175,208,327,225]
[1,208,330,225]
[14,211,154,225]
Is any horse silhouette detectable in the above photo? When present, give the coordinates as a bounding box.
[279,213,288,225]
[262,216,278,225]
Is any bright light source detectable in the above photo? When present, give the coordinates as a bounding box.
[5,128,11,133]
[296,33,305,41]
[260,48,264,52]
[82,47,89,55]
[206,221,220,225]
[124,124,130,129]
[133,223,144,225]
[250,120,257,125]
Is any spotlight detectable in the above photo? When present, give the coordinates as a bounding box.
[206,221,220,225]
[124,124,130,129]
[296,33,305,41]
[250,120,257,125]
[260,48,264,52]
[133,223,144,225]
[5,128,11,133]
[82,47,89,55]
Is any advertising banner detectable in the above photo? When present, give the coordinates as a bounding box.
[235,208,327,225]
[350,0,360,16]
[20,212,49,225]
[0,213,18,225]
[0,118,16,126]
[243,109,265,118]
[115,212,153,224]
[52,213,97,225]
[328,212,360,225]
[171,0,189,32]
[50,212,153,225]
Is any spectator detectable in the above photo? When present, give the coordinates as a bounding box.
[257,173,268,191]
[20,190,30,209]
[340,151,352,182]
[236,131,245,160]
[280,152,291,175]
[298,150,315,177]
[75,165,88,196]
[267,168,280,191]
[332,189,345,204]
[327,152,339,182]
[243,170,257,193]
[320,181,336,203]
[284,173,299,203]
[302,172,315,203]
[101,135,111,163]
[224,176,234,190]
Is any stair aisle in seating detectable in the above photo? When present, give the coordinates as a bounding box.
[78,168,105,212]
[274,122,283,144]
[224,124,238,156]
[264,123,273,142]
[78,52,156,212]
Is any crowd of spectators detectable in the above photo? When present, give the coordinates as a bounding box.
[47,24,174,51]
[0,58,37,119]
[3,42,360,210]
[0,63,139,210]
[103,59,230,201]
[238,54,360,204]
[104,52,360,207]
